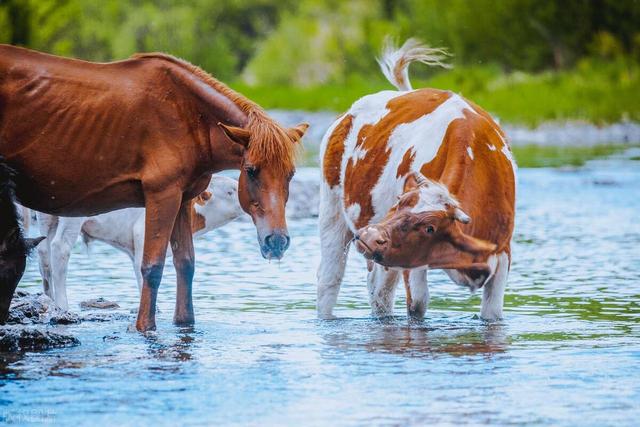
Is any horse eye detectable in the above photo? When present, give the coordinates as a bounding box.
[245,166,258,180]
[426,225,435,234]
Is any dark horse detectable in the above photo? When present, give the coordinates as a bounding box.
[0,158,44,322]
[0,45,307,331]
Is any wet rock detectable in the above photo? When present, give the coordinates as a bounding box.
[7,291,80,325]
[0,326,79,352]
[80,298,120,310]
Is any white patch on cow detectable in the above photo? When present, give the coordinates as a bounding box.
[410,180,460,214]
[367,94,474,222]
[343,203,362,232]
[487,143,497,151]
[351,145,368,163]
[467,146,474,160]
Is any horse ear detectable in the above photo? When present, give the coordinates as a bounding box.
[287,123,309,143]
[218,122,250,147]
[24,236,46,252]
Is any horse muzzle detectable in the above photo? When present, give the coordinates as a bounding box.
[260,232,290,260]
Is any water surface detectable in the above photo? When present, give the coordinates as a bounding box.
[1,157,639,426]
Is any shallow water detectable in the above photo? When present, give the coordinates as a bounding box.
[2,157,640,426]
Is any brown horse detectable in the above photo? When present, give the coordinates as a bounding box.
[0,45,308,331]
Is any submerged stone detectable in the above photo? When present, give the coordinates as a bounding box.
[80,298,120,310]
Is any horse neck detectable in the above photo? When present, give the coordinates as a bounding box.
[163,62,248,170]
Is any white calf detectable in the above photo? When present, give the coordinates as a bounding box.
[37,176,243,309]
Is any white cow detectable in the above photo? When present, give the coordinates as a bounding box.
[37,176,244,309]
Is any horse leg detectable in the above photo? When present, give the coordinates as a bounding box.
[49,217,83,310]
[36,212,57,298]
[170,201,195,326]
[135,189,181,332]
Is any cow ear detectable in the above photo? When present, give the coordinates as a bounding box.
[287,123,309,143]
[403,172,428,193]
[403,172,419,193]
[195,190,213,206]
[449,226,496,255]
[218,123,250,147]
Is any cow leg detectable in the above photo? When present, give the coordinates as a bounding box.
[403,268,429,321]
[481,252,509,320]
[170,201,195,326]
[317,183,353,319]
[368,264,400,317]
[135,189,181,332]
[36,212,57,298]
[49,217,83,310]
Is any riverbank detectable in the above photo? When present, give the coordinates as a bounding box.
[269,109,640,168]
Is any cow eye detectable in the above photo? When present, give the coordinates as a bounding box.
[426,225,435,234]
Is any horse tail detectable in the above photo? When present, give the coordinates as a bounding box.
[377,37,451,91]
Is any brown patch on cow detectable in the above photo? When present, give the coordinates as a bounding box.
[323,114,353,188]
[189,201,206,233]
[419,107,515,257]
[344,89,451,228]
[396,149,416,178]
[194,190,212,206]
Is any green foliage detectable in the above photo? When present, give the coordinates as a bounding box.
[235,58,640,126]
[0,0,639,123]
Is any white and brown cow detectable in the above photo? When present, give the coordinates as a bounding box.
[317,39,516,321]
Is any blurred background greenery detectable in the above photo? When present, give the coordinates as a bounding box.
[1,0,639,125]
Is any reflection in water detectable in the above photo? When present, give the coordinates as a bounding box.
[1,162,640,425]
[321,318,508,358]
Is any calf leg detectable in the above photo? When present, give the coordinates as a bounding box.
[316,183,352,319]
[170,201,195,326]
[135,189,181,332]
[480,252,509,320]
[403,268,429,321]
[49,217,83,310]
[368,264,400,317]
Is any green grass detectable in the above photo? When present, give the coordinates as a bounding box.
[232,58,640,127]
[299,144,633,168]
[512,144,630,167]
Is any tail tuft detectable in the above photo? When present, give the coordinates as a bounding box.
[377,37,451,91]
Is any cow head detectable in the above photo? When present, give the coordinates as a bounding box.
[355,172,496,270]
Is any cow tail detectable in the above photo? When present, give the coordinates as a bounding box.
[376,37,451,91]
[80,230,93,256]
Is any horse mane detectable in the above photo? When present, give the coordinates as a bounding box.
[131,52,297,173]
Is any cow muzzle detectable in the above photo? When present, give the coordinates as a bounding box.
[355,226,389,264]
